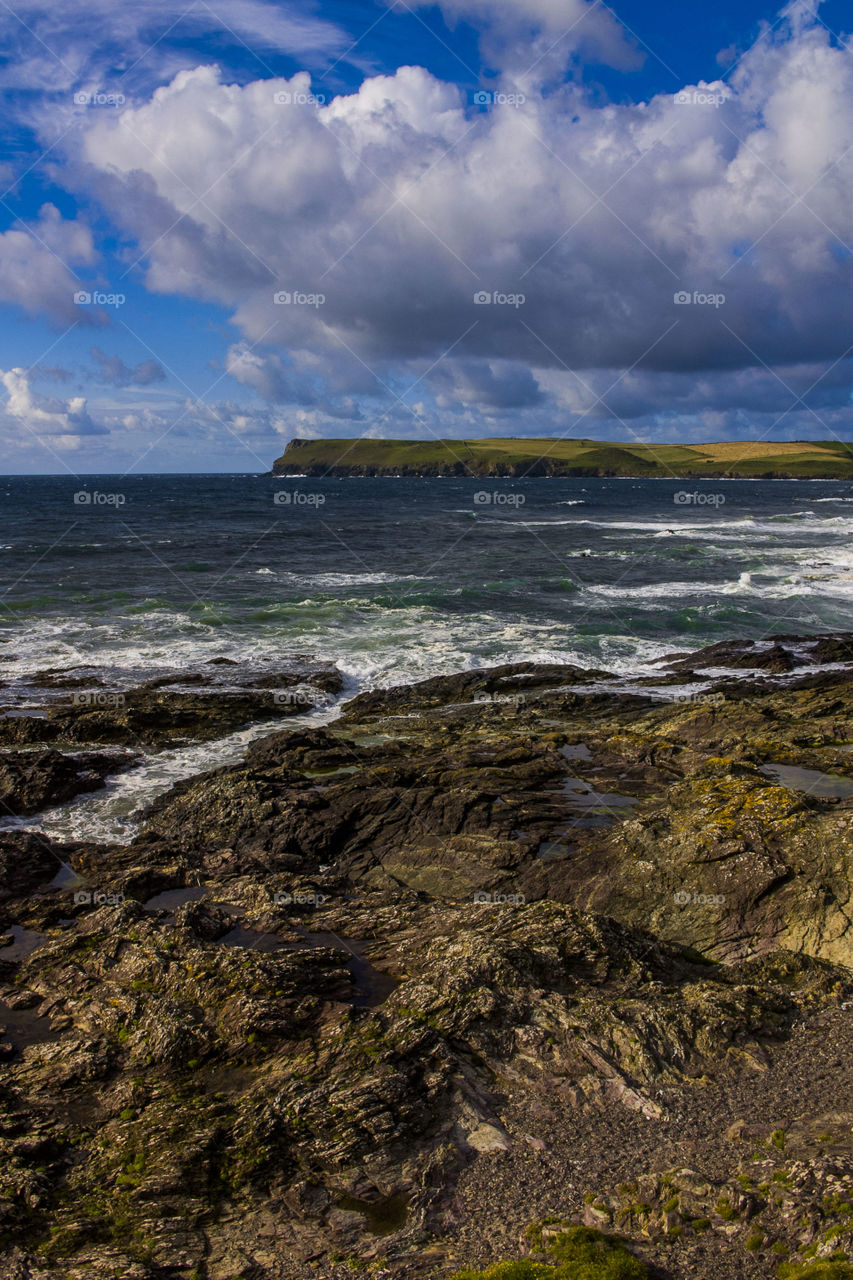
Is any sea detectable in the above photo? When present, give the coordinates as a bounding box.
[1,472,851,840]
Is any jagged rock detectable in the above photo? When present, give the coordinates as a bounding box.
[2,639,853,1279]
[0,748,137,816]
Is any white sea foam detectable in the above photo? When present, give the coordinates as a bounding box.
[0,703,343,844]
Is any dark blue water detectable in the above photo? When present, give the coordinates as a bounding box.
[1,473,851,690]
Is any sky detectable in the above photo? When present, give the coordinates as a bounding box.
[0,0,852,472]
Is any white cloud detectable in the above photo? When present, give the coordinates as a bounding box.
[0,367,106,445]
[91,347,166,386]
[225,342,365,418]
[397,0,643,78]
[0,0,349,94]
[0,205,96,324]
[12,1,852,439]
[430,358,545,410]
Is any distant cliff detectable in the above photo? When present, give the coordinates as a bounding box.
[272,436,853,479]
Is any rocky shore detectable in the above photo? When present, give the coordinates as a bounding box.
[1,635,853,1280]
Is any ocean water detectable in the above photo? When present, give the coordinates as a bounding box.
[2,472,851,841]
[2,473,852,694]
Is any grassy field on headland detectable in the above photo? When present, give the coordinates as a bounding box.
[273,436,853,478]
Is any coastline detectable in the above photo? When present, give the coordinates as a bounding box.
[273,436,853,480]
[2,631,853,1278]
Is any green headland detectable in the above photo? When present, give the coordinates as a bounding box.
[273,436,853,479]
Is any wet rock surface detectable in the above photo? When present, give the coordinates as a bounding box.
[0,634,852,1279]
[0,748,139,817]
[0,660,344,750]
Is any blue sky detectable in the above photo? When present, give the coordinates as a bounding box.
[0,0,851,472]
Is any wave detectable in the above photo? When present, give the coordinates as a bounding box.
[288,571,422,587]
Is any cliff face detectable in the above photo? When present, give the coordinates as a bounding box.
[272,437,853,479]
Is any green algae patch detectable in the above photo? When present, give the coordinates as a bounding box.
[778,1260,853,1278]
[451,1226,649,1279]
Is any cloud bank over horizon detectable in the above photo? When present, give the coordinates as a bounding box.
[0,0,851,470]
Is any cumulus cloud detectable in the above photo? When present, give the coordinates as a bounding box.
[429,358,546,410]
[91,347,166,386]
[225,343,364,418]
[0,367,107,446]
[0,205,96,324]
[7,0,847,440]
